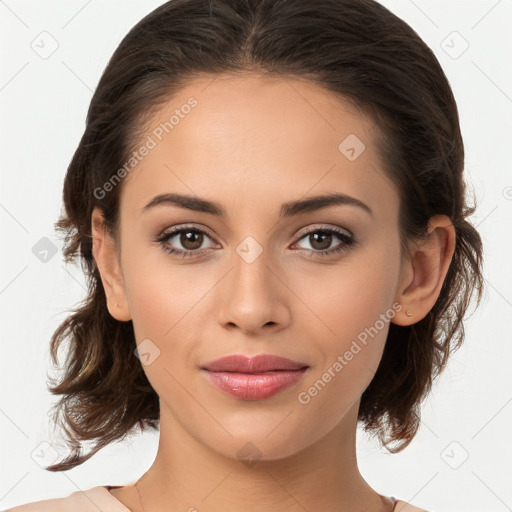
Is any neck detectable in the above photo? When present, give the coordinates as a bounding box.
[132,400,392,512]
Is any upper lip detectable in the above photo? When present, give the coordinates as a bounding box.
[201,354,309,373]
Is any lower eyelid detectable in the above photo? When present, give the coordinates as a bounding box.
[157,226,354,255]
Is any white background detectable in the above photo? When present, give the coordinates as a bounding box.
[1,1,511,511]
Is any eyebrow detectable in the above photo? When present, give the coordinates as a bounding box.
[141,192,373,218]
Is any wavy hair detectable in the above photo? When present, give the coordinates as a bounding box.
[45,0,484,471]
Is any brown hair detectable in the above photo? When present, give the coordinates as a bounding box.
[45,0,484,471]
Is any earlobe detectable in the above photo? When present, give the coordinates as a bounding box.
[392,215,456,326]
[91,207,131,322]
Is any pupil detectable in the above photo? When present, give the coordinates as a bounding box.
[181,231,203,250]
[311,232,331,250]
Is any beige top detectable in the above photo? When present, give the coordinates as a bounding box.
[4,485,430,511]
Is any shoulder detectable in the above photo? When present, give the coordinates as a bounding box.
[3,485,129,512]
[394,499,431,511]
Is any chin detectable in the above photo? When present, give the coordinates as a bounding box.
[193,413,323,465]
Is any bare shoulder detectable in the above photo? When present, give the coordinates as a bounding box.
[394,499,431,511]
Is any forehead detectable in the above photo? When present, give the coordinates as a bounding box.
[120,72,397,220]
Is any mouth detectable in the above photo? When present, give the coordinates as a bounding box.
[201,354,310,400]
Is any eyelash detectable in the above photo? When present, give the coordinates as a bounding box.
[155,225,356,259]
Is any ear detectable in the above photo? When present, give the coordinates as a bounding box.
[392,214,456,326]
[91,206,131,321]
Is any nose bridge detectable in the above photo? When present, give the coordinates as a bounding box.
[231,235,275,306]
[217,233,288,333]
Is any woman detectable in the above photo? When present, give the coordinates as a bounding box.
[6,0,483,510]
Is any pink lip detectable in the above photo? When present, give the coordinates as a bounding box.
[201,354,309,400]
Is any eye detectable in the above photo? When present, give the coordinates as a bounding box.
[155,225,218,258]
[293,226,355,257]
[155,224,356,259]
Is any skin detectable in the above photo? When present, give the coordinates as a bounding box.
[91,73,455,512]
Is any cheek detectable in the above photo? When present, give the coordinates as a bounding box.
[293,233,402,404]
[121,247,210,413]
[121,237,210,338]
[119,243,199,391]
[293,233,401,347]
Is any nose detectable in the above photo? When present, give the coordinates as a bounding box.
[217,247,291,336]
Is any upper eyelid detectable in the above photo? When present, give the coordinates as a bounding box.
[295,223,352,238]
[159,223,214,237]
[158,224,353,245]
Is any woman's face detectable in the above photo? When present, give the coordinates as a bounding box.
[113,73,409,461]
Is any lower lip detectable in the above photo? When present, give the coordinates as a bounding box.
[202,368,308,400]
